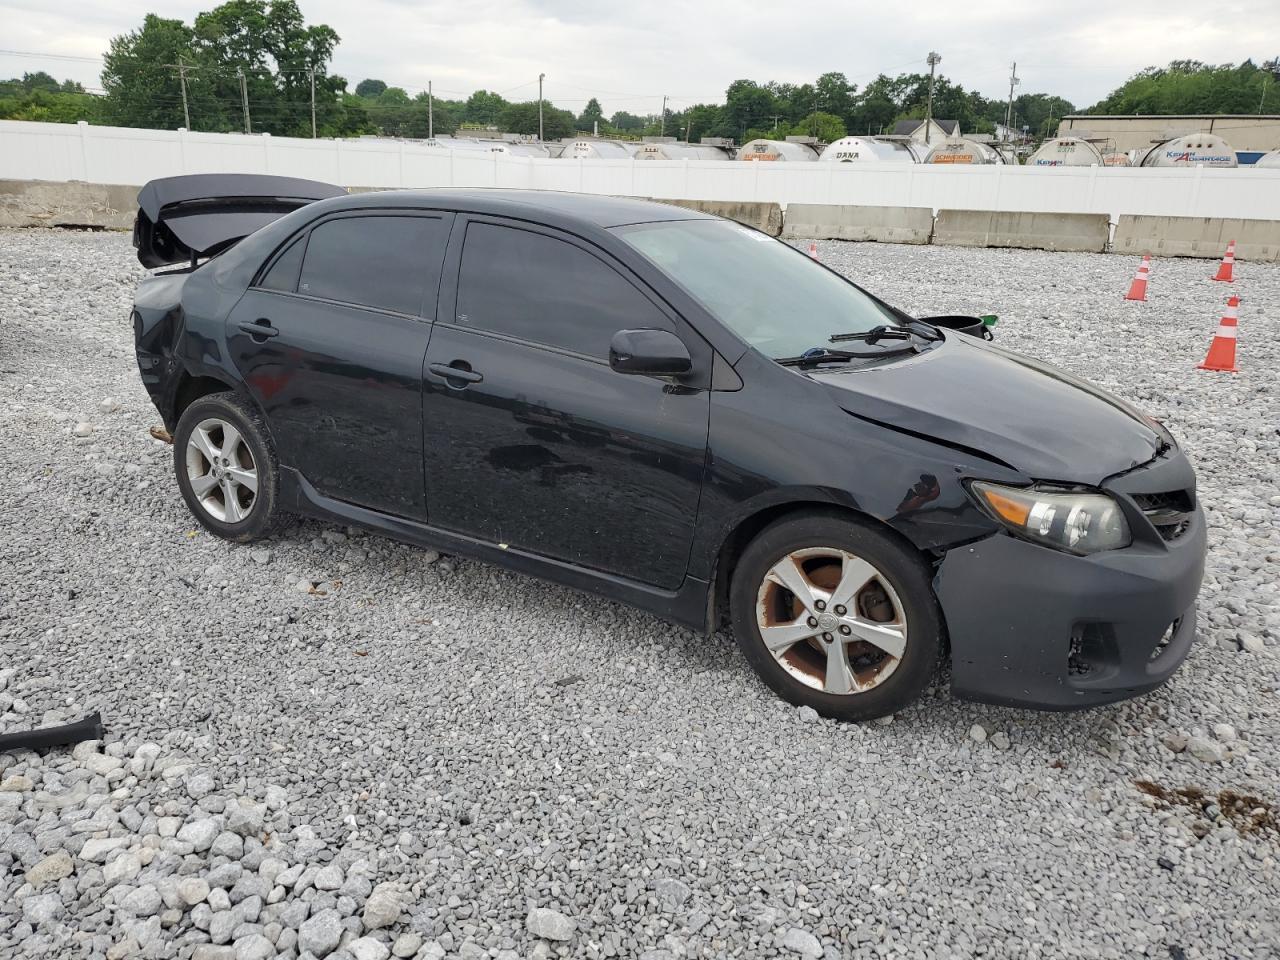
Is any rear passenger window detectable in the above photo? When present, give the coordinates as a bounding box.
[297,215,448,316]
[259,236,305,293]
[456,222,669,358]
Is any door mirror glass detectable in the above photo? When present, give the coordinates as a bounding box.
[609,328,692,376]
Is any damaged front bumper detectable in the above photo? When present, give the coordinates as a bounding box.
[934,458,1207,710]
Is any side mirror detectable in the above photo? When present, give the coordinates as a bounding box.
[609,328,692,377]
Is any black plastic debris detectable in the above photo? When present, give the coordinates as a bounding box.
[0,712,104,752]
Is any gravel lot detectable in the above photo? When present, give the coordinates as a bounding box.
[1,226,1278,960]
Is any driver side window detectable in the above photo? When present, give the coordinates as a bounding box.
[455,222,670,359]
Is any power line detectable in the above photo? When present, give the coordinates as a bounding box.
[0,48,102,62]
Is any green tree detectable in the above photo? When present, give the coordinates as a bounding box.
[609,110,645,132]
[783,111,846,142]
[814,71,856,123]
[101,2,349,135]
[19,71,62,93]
[577,97,604,130]
[0,74,100,123]
[988,92,1075,139]
[462,90,508,126]
[191,0,342,136]
[354,78,386,98]
[1089,59,1278,114]
[413,91,459,137]
[101,14,200,129]
[676,103,724,142]
[498,100,574,139]
[723,79,779,140]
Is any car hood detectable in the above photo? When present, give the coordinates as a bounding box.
[809,335,1164,484]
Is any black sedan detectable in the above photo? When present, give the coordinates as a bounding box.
[130,175,1206,720]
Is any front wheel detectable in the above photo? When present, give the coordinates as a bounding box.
[173,391,282,543]
[729,514,942,721]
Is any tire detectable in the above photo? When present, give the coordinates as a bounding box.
[728,512,941,721]
[173,391,283,543]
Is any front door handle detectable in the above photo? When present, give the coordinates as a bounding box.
[238,319,279,341]
[428,361,483,387]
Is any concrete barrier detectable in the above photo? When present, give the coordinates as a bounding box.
[1113,215,1280,262]
[781,204,934,244]
[934,210,1110,253]
[0,179,137,230]
[649,198,783,236]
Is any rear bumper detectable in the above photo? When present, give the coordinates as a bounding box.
[934,505,1206,710]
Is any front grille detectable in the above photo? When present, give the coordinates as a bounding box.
[1132,490,1194,541]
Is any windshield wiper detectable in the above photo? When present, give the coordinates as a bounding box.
[776,343,918,366]
[829,324,912,345]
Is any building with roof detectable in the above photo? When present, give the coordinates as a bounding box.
[889,119,960,144]
[1056,115,1280,154]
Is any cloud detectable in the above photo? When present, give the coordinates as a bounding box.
[2,0,1277,109]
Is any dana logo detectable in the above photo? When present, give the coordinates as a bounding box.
[834,151,860,160]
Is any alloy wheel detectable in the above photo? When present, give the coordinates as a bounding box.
[185,417,258,523]
[755,547,908,695]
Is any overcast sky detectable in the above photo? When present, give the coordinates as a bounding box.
[2,0,1278,112]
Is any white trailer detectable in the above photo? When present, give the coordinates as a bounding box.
[636,141,734,160]
[563,140,636,159]
[1138,133,1238,167]
[1027,137,1105,167]
[737,139,820,161]
[923,139,1008,165]
[1251,148,1280,168]
[818,137,920,163]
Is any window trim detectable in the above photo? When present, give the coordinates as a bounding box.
[250,209,454,320]
[256,232,307,294]
[447,215,688,362]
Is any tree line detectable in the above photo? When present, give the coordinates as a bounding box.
[1,1,1277,145]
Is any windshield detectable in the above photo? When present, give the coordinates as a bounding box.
[613,219,901,358]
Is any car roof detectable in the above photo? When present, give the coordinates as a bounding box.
[335,188,715,229]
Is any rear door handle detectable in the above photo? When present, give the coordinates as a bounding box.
[428,361,483,386]
[239,319,279,340]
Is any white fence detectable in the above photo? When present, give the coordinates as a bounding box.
[4,119,1280,221]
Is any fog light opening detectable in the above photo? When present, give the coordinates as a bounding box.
[1068,623,1116,678]
[1149,618,1181,662]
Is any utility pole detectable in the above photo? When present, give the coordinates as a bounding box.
[308,67,317,138]
[925,51,941,144]
[237,68,250,134]
[538,73,545,141]
[428,80,434,139]
[1004,62,1019,141]
[165,56,192,130]
[660,95,668,137]
[1261,75,1271,114]
[685,116,692,142]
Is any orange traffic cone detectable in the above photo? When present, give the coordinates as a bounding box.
[1212,240,1235,282]
[1198,296,1240,372]
[1124,256,1151,301]
[808,241,819,260]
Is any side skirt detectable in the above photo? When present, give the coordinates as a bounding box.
[279,467,711,632]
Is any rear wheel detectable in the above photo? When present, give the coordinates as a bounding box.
[729,514,941,721]
[173,392,282,542]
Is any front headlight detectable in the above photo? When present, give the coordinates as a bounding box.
[970,481,1131,555]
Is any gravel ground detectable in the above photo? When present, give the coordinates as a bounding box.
[1,226,1278,960]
